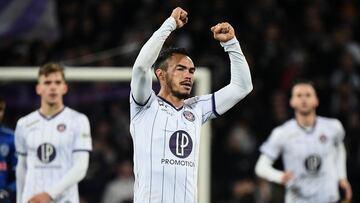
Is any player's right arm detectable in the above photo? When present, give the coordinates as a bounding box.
[130,7,187,105]
[15,156,26,203]
[255,127,293,185]
[255,154,293,185]
[14,119,27,203]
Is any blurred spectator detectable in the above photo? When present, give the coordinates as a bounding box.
[101,160,134,203]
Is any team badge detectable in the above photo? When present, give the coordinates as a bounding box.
[57,123,66,132]
[183,111,195,122]
[169,130,193,158]
[0,144,9,157]
[319,134,327,143]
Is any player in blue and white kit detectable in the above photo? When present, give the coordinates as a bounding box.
[255,80,352,203]
[130,7,253,203]
[15,63,92,203]
[0,98,16,203]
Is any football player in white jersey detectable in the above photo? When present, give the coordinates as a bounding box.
[255,80,352,203]
[15,63,92,203]
[130,7,252,203]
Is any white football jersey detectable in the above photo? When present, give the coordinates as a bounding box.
[260,116,345,203]
[130,91,217,203]
[15,107,92,203]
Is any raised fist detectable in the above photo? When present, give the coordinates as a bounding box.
[171,7,188,29]
[211,22,235,42]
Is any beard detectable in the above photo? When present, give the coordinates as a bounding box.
[166,76,191,100]
[172,90,190,100]
[297,106,315,116]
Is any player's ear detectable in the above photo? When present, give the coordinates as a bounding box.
[63,83,68,95]
[36,83,41,96]
[314,95,319,108]
[289,96,295,108]
[156,69,164,81]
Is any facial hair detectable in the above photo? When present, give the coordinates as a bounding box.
[166,74,191,100]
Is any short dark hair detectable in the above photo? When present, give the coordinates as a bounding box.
[290,79,317,95]
[291,79,315,89]
[38,62,65,80]
[153,47,190,79]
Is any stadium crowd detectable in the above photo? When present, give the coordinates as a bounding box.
[0,0,359,202]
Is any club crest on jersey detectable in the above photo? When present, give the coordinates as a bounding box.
[57,123,66,132]
[183,111,195,122]
[37,143,56,163]
[319,134,327,143]
[169,130,193,158]
[0,144,9,157]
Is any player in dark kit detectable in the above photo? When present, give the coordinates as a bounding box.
[0,98,16,203]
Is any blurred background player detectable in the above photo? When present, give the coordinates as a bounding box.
[0,98,16,203]
[101,160,134,203]
[130,7,252,203]
[15,63,92,203]
[255,80,352,203]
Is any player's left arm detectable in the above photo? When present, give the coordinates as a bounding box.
[335,120,352,201]
[211,22,253,115]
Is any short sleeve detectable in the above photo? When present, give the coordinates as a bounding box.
[73,114,92,152]
[14,119,27,155]
[260,128,284,160]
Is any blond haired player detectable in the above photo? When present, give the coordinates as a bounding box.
[15,63,92,203]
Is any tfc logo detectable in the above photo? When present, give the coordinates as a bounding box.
[37,143,56,163]
[183,111,195,122]
[169,130,193,158]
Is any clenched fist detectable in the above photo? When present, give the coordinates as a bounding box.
[211,22,235,42]
[171,7,188,29]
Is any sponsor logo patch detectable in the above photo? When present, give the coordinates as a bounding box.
[169,130,193,158]
[304,154,322,174]
[37,143,56,163]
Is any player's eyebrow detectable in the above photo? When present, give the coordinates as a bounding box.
[176,64,196,70]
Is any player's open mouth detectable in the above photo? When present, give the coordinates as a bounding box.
[180,81,192,90]
[180,81,192,87]
[49,93,58,98]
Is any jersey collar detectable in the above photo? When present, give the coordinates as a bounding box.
[295,116,318,134]
[157,95,184,111]
[38,106,66,120]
